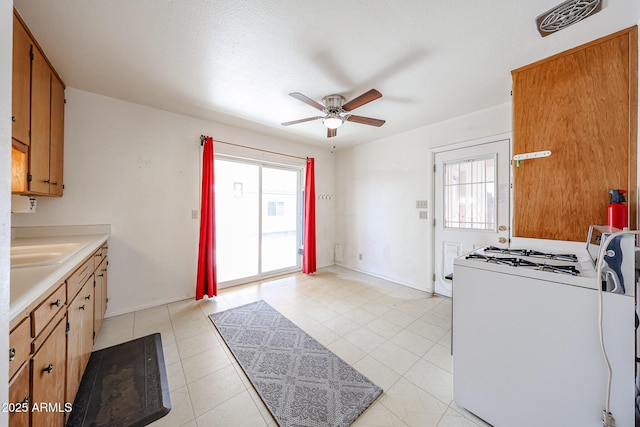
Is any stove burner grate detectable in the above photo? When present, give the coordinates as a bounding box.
[465,253,580,276]
[484,246,578,262]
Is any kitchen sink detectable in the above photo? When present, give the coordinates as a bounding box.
[11,242,86,268]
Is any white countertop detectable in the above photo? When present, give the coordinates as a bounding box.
[10,225,110,321]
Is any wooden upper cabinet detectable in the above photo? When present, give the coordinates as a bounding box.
[29,45,52,195]
[50,76,65,196]
[11,9,65,197]
[12,12,31,146]
[512,26,638,241]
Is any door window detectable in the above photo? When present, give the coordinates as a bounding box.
[443,155,496,230]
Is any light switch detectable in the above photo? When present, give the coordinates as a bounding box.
[416,200,428,209]
[192,210,199,219]
[419,211,428,219]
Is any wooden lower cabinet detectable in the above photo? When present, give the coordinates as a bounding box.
[66,279,94,405]
[31,316,67,427]
[9,243,109,426]
[8,362,30,427]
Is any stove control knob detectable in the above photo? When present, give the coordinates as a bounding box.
[498,225,508,231]
[498,237,508,244]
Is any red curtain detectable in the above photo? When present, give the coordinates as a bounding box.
[303,158,316,274]
[196,136,217,299]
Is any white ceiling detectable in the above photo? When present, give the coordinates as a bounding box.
[13,0,640,149]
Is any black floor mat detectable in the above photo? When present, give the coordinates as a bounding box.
[66,333,171,427]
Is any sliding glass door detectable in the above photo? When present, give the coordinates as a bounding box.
[215,157,301,286]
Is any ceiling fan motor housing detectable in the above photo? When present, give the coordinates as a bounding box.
[322,95,346,112]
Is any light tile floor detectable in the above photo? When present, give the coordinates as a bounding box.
[93,266,491,427]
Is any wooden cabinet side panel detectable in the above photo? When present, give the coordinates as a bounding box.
[49,76,65,196]
[12,13,31,146]
[29,47,51,195]
[31,317,67,427]
[513,30,635,241]
[11,143,28,193]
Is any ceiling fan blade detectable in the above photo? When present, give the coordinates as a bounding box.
[327,128,337,138]
[342,89,382,111]
[345,115,385,127]
[289,92,325,111]
[281,116,322,126]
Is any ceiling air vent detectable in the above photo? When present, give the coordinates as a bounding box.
[536,0,602,37]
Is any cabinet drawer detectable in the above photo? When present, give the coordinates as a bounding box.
[9,318,30,380]
[8,361,30,427]
[67,257,94,300]
[93,244,107,270]
[31,283,65,338]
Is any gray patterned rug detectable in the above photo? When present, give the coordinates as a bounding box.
[209,300,382,427]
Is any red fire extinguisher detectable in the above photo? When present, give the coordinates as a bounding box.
[607,189,628,230]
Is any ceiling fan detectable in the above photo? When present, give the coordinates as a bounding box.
[281,89,385,138]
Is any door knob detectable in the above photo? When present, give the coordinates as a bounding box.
[498,237,508,244]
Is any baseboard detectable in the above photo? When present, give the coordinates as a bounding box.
[104,294,193,318]
[334,263,432,294]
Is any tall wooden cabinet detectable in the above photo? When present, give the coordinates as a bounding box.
[511,26,638,241]
[11,9,65,197]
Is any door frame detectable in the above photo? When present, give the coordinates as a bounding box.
[430,132,512,295]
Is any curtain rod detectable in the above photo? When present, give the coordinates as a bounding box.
[200,135,307,161]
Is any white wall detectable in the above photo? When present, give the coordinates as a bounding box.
[335,103,511,291]
[0,3,12,425]
[12,88,335,316]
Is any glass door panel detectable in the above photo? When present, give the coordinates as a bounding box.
[214,159,259,283]
[261,167,299,273]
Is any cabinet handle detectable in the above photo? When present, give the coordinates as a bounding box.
[51,181,58,186]
[98,274,104,277]
[51,299,62,307]
[79,305,85,310]
[21,396,29,406]
[44,179,50,184]
[43,363,53,374]
[85,295,91,300]
[11,116,16,122]
[96,252,103,257]
[9,348,15,361]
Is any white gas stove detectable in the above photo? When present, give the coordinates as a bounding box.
[452,230,636,427]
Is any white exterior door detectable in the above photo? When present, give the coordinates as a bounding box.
[433,137,511,297]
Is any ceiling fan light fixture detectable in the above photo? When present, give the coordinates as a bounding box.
[323,114,343,129]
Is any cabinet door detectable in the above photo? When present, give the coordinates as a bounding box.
[511,27,637,241]
[12,13,31,145]
[93,259,108,336]
[93,271,103,337]
[66,280,94,405]
[29,46,52,195]
[9,362,30,427]
[49,76,65,197]
[32,316,66,427]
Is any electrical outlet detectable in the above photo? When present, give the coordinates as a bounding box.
[416,200,428,209]
[358,253,363,261]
